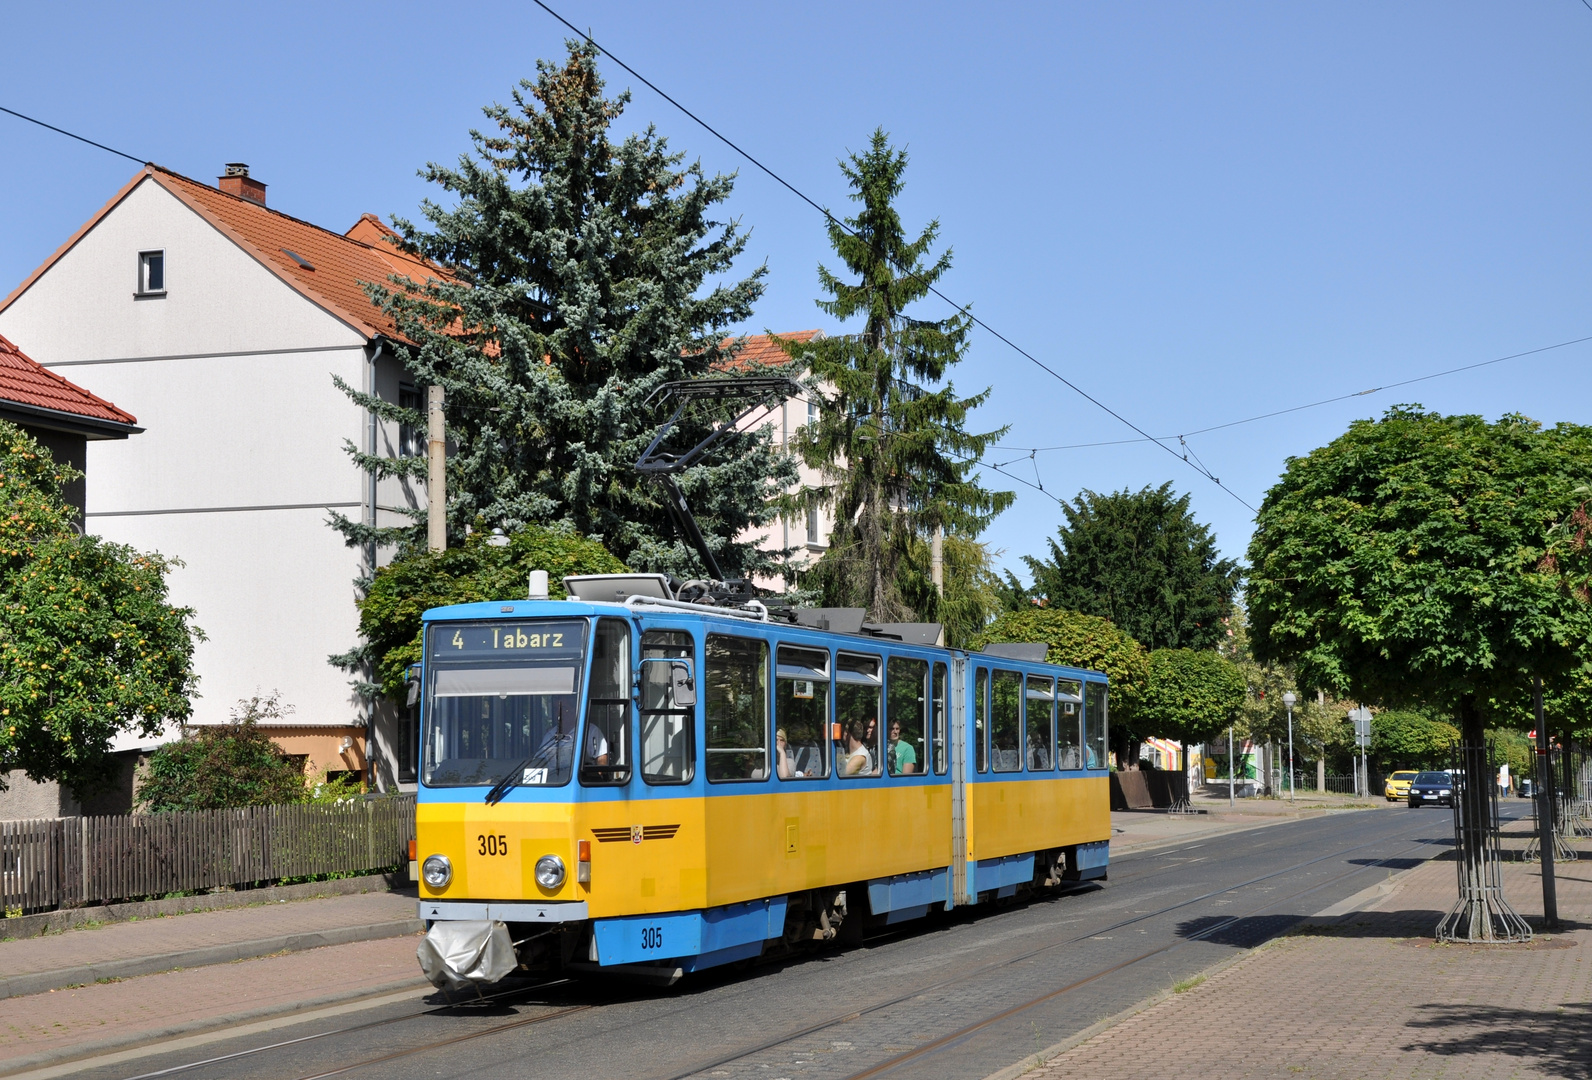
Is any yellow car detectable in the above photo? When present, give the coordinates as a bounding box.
[1385,770,1417,801]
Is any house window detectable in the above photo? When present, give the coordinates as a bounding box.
[807,398,819,425]
[399,385,422,456]
[137,250,165,297]
[806,495,820,546]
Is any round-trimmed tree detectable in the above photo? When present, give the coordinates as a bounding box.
[1246,407,1592,939]
[1140,648,1246,748]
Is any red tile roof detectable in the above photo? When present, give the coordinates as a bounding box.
[148,169,449,341]
[1,166,451,344]
[0,333,138,428]
[711,330,823,373]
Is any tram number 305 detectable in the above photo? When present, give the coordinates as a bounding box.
[640,925,664,951]
[477,833,508,856]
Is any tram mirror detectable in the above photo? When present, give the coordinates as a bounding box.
[670,662,697,707]
[405,664,422,707]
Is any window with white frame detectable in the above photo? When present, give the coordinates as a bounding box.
[137,250,165,297]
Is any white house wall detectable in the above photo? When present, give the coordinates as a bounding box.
[0,177,377,730]
[89,509,363,726]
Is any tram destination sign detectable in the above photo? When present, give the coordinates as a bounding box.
[429,619,586,661]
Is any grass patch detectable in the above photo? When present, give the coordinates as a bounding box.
[1172,974,1206,994]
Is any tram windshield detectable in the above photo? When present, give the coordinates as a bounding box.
[422,620,587,788]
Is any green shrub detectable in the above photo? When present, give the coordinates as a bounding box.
[137,695,306,811]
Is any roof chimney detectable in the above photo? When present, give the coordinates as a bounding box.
[218,163,266,207]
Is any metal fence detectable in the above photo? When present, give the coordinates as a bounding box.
[1,797,414,915]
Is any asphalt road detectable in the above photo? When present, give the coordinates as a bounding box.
[77,803,1489,1080]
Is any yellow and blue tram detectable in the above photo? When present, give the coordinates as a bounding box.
[413,574,1111,983]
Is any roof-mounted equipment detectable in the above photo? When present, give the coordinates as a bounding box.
[634,376,802,604]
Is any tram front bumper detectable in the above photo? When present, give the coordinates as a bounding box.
[420,900,590,923]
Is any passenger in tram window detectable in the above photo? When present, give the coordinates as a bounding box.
[775,728,795,779]
[842,718,876,776]
[887,721,917,775]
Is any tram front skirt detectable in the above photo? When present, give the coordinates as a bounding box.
[417,920,517,990]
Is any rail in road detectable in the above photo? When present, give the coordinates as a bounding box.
[68,806,1478,1080]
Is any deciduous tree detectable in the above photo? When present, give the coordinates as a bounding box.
[1139,648,1246,748]
[1247,408,1592,745]
[1246,406,1592,937]
[0,421,198,798]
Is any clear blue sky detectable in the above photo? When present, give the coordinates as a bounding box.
[4,1,1591,580]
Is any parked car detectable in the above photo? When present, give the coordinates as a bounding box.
[1385,770,1418,801]
[1408,771,1455,808]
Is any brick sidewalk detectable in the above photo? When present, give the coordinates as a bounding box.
[0,934,428,1072]
[1019,830,1592,1080]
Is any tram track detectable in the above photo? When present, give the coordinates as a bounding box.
[117,979,575,1080]
[227,812,1442,1080]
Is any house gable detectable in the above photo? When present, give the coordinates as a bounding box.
[0,174,365,364]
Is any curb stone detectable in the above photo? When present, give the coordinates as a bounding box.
[0,874,412,942]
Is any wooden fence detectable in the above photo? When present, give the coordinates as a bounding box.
[1,797,414,915]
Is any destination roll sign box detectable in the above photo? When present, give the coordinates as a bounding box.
[429,619,586,661]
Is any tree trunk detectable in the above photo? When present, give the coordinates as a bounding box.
[1437,692,1531,942]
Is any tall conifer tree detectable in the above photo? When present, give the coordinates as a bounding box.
[336,42,794,577]
[781,130,1011,621]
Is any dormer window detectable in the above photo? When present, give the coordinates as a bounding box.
[136,250,165,297]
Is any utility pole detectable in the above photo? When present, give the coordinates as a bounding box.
[930,525,946,647]
[1283,691,1296,804]
[1228,725,1235,807]
[427,385,446,553]
[1534,677,1559,928]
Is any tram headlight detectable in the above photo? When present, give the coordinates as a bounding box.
[534,854,566,890]
[421,854,452,889]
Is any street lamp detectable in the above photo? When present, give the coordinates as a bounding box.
[1282,691,1297,804]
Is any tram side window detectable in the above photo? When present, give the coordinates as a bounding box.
[705,635,769,782]
[990,670,1023,773]
[836,653,882,778]
[932,662,948,775]
[775,645,830,780]
[974,668,989,773]
[581,618,632,785]
[1056,679,1083,769]
[1084,682,1109,770]
[885,657,927,776]
[1026,675,1054,771]
[640,630,695,784]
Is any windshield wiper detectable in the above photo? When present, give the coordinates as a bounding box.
[484,757,532,805]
